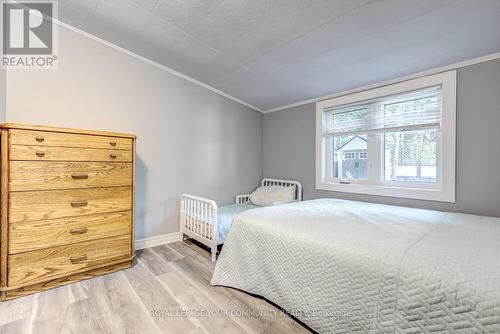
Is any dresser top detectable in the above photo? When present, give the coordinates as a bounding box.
[0,123,136,139]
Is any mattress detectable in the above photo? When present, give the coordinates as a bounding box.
[217,203,258,244]
[211,198,500,333]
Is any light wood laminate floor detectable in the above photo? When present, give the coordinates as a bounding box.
[0,240,312,334]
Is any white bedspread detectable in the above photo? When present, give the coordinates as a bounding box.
[211,199,500,333]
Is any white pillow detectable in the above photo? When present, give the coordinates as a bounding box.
[249,185,296,206]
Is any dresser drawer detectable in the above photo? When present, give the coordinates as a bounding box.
[10,161,132,191]
[9,187,132,224]
[9,211,132,254]
[9,129,132,150]
[8,234,132,286]
[10,145,133,162]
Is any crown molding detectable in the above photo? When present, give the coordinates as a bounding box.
[44,16,264,113]
[6,1,499,115]
[263,52,500,113]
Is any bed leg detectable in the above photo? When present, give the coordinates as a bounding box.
[211,246,217,261]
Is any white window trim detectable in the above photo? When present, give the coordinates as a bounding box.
[315,70,456,203]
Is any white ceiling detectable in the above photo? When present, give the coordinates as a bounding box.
[57,0,500,111]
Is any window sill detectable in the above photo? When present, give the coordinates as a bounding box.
[316,181,455,203]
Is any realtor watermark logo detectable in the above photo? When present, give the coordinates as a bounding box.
[1,0,58,69]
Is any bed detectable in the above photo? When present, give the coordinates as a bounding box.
[180,178,302,261]
[211,198,500,333]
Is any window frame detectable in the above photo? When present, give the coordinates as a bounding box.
[315,70,456,202]
[343,152,356,160]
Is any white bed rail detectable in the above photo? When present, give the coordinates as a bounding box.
[180,178,302,261]
[235,194,251,204]
[180,194,218,261]
[261,178,303,201]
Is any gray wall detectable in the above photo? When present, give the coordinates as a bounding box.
[5,26,263,239]
[263,58,500,217]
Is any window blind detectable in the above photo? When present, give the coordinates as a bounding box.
[323,86,442,137]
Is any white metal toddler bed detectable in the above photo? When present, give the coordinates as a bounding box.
[180,178,302,261]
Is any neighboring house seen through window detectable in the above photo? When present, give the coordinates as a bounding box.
[316,71,456,202]
[336,136,367,180]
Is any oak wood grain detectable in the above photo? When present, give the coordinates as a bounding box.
[9,211,132,254]
[1,124,136,301]
[5,260,133,300]
[131,139,136,256]
[8,235,132,286]
[9,186,132,223]
[0,130,8,287]
[10,161,132,191]
[10,145,133,162]
[0,123,135,139]
[9,129,133,150]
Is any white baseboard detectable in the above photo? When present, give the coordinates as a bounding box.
[135,232,181,250]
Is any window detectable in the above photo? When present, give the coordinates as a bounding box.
[344,152,356,160]
[316,71,456,202]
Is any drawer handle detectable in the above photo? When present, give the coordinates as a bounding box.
[35,136,45,142]
[71,200,88,207]
[71,173,89,180]
[109,153,117,159]
[36,151,45,157]
[70,254,88,263]
[110,142,117,147]
[70,227,88,235]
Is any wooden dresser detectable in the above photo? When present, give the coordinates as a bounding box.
[0,123,136,301]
